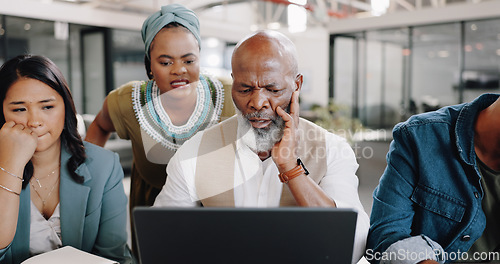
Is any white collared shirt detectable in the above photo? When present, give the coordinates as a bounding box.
[154,124,370,263]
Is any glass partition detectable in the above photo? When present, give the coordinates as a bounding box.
[463,19,500,102]
[331,18,500,130]
[5,16,69,78]
[364,28,408,128]
[333,36,357,119]
[112,29,145,87]
[411,23,461,112]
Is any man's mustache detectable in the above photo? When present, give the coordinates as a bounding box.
[242,104,291,121]
[243,111,275,120]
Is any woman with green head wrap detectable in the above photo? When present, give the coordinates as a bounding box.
[85,3,233,256]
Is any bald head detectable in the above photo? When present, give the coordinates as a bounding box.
[231,30,299,77]
[230,31,303,155]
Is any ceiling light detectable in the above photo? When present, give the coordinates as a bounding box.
[288,3,307,33]
[267,22,281,30]
[437,50,449,58]
[205,38,220,49]
[206,54,221,67]
[54,21,68,40]
[371,0,390,16]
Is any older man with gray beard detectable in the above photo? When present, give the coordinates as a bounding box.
[236,105,287,155]
[153,30,369,263]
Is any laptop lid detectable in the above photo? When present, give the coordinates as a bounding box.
[133,207,357,264]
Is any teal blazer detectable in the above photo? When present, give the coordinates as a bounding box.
[0,142,131,264]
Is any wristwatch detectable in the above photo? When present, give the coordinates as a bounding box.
[278,158,309,183]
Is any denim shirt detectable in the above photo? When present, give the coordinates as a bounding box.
[366,93,500,264]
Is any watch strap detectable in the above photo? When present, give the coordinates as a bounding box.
[279,158,309,183]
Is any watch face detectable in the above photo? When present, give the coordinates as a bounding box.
[297,158,310,175]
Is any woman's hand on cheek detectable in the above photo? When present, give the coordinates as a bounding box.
[0,121,38,168]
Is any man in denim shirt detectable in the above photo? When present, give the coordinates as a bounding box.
[367,93,500,264]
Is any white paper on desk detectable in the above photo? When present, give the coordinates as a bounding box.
[21,246,118,264]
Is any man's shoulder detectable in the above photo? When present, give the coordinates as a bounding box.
[192,115,238,141]
[174,117,238,157]
[394,104,463,132]
[396,93,499,132]
[206,115,238,131]
[297,117,338,140]
[298,117,327,133]
[175,129,206,156]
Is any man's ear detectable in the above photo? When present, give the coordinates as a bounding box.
[295,74,303,92]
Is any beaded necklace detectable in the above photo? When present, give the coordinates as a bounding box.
[132,74,224,150]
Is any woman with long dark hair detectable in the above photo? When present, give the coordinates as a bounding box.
[0,55,131,263]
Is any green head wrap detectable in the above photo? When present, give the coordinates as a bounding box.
[141,4,201,60]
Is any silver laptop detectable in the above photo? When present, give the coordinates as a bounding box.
[133,207,357,264]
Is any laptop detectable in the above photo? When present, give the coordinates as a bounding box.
[133,207,357,264]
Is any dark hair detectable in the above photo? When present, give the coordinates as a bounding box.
[144,22,199,79]
[0,54,86,188]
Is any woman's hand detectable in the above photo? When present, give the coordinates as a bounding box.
[0,121,38,169]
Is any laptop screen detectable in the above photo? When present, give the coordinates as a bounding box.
[133,207,357,264]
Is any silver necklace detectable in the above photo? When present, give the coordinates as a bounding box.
[32,166,59,188]
[31,177,60,218]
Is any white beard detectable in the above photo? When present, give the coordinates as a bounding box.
[235,108,285,153]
